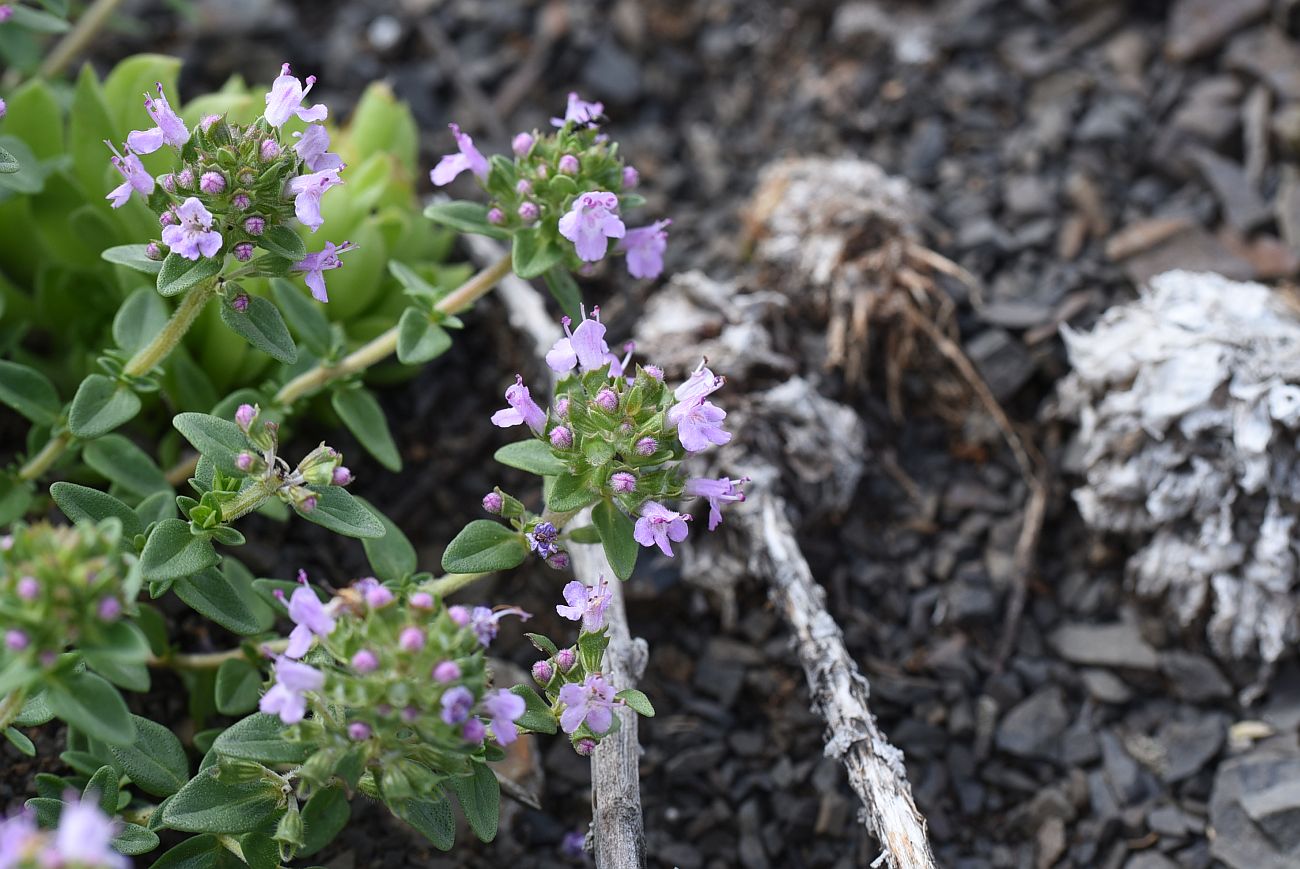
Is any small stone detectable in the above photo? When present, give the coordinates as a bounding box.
[996,687,1069,760]
[1209,746,1300,868]
[1165,0,1270,60]
[966,329,1034,402]
[1101,731,1148,804]
[1188,147,1272,231]
[1049,622,1160,671]
[1123,853,1179,869]
[1147,804,1192,838]
[1159,651,1232,702]
[1080,668,1134,705]
[1241,779,1300,851]
[1225,28,1300,100]
[1036,816,1066,869]
[1157,714,1227,783]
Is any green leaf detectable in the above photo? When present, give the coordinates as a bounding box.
[219,294,297,364]
[271,278,331,357]
[441,520,528,573]
[113,288,170,354]
[108,714,189,797]
[358,497,417,581]
[141,519,220,582]
[215,659,262,715]
[525,632,558,657]
[0,136,45,194]
[331,387,401,471]
[175,562,275,635]
[83,620,152,662]
[25,797,63,827]
[511,228,566,279]
[299,786,351,857]
[578,629,610,675]
[68,374,141,439]
[85,764,120,813]
[258,224,306,261]
[0,477,33,527]
[543,266,582,321]
[423,200,510,239]
[157,253,223,298]
[0,142,17,174]
[212,713,311,764]
[149,834,246,869]
[495,440,566,476]
[50,482,143,538]
[509,684,558,735]
[83,654,150,693]
[295,487,386,539]
[162,770,282,834]
[388,261,440,301]
[449,761,500,842]
[566,525,602,544]
[102,244,164,276]
[393,796,455,851]
[9,5,70,32]
[113,823,160,856]
[172,412,249,475]
[14,690,54,727]
[616,688,655,717]
[3,727,35,756]
[136,491,178,527]
[546,472,599,513]
[84,434,169,497]
[396,308,452,364]
[593,500,638,582]
[0,360,60,426]
[46,671,136,746]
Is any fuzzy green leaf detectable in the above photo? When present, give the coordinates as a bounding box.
[162,769,282,834]
[616,688,655,717]
[295,487,386,539]
[511,228,565,280]
[393,796,455,850]
[140,519,220,582]
[149,833,246,868]
[449,761,500,843]
[593,499,638,581]
[509,684,558,735]
[0,360,60,426]
[175,562,275,636]
[543,266,582,321]
[113,823,160,856]
[102,244,164,276]
[299,786,351,857]
[3,727,34,756]
[546,472,599,513]
[0,142,17,174]
[157,253,223,298]
[257,224,306,261]
[215,659,263,716]
[112,288,169,354]
[219,294,297,364]
[68,374,141,439]
[212,713,310,764]
[423,200,510,239]
[83,434,169,496]
[441,520,527,574]
[46,671,136,746]
[494,440,566,476]
[396,308,452,364]
[271,278,331,357]
[358,497,417,581]
[50,482,143,538]
[331,387,401,471]
[172,412,249,475]
[108,714,189,797]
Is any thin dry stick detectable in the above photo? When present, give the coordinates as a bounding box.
[738,476,937,869]
[467,233,648,868]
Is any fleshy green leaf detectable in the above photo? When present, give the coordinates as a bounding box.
[511,227,565,280]
[495,440,566,476]
[46,671,136,746]
[83,434,169,496]
[295,487,386,539]
[616,688,655,717]
[149,833,245,868]
[396,308,452,364]
[68,374,141,439]
[3,727,34,756]
[219,294,297,364]
[50,482,143,538]
[257,224,306,261]
[212,713,311,764]
[331,387,401,471]
[102,244,164,276]
[546,472,599,513]
[175,561,275,636]
[85,765,120,813]
[543,266,582,321]
[113,288,170,354]
[393,797,455,851]
[113,823,160,856]
[107,714,189,797]
[140,519,220,582]
[593,499,638,582]
[299,786,351,857]
[0,360,60,426]
[215,659,263,716]
[358,497,417,581]
[441,520,528,573]
[509,684,558,735]
[162,769,282,834]
[157,253,223,298]
[423,200,510,239]
[172,412,249,475]
[449,761,500,843]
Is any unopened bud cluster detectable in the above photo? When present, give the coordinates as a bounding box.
[224,403,351,517]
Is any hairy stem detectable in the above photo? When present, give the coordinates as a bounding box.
[274,254,512,407]
[218,480,275,524]
[38,0,129,79]
[16,282,217,482]
[149,638,289,670]
[427,572,489,597]
[0,688,26,732]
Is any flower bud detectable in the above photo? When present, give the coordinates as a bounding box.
[363,582,395,608]
[243,216,266,236]
[462,718,486,742]
[574,737,597,756]
[260,139,281,161]
[448,605,471,626]
[176,168,194,188]
[546,551,571,570]
[352,650,379,673]
[512,132,534,156]
[145,241,164,261]
[234,242,254,262]
[401,705,420,723]
[611,472,637,494]
[594,388,618,412]
[487,207,505,225]
[399,627,425,652]
[97,597,121,622]
[231,192,251,210]
[239,169,256,185]
[555,647,577,672]
[432,660,460,683]
[200,171,226,194]
[532,660,553,684]
[297,492,318,512]
[296,444,343,487]
[515,179,533,196]
[536,164,549,180]
[235,452,254,472]
[482,492,504,514]
[348,722,371,741]
[518,201,540,222]
[4,630,28,652]
[159,211,177,226]
[276,806,305,847]
[550,425,573,448]
[16,576,37,600]
[635,437,657,456]
[235,403,258,432]
[558,155,579,175]
[622,166,639,189]
[158,173,175,192]
[332,466,353,486]
[200,114,221,132]
[643,364,664,381]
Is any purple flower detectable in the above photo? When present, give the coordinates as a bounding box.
[5,629,28,651]
[97,597,121,622]
[356,577,395,608]
[574,738,597,757]
[53,794,127,869]
[244,216,266,236]
[399,627,425,652]
[491,375,547,434]
[518,201,540,222]
[351,650,379,673]
[482,492,504,514]
[16,576,37,600]
[233,242,254,262]
[516,179,534,195]
[0,98,5,120]
[551,92,604,128]
[259,656,324,724]
[512,132,535,156]
[235,403,257,430]
[200,113,221,132]
[105,142,155,208]
[441,686,474,724]
[546,551,571,570]
[284,584,335,659]
[635,437,657,456]
[260,139,282,161]
[287,167,344,232]
[672,361,726,407]
[532,660,553,684]
[555,396,571,417]
[558,192,625,262]
[468,605,531,647]
[232,192,251,210]
[633,501,691,557]
[527,522,560,559]
[594,387,618,412]
[546,307,612,374]
[430,122,488,186]
[549,425,573,448]
[161,197,223,260]
[463,718,486,742]
[199,171,226,194]
[126,83,189,154]
[622,165,639,189]
[555,578,611,632]
[558,154,579,175]
[448,605,470,626]
[0,6,11,23]
[620,219,671,280]
[292,240,356,303]
[332,466,352,486]
[483,689,526,745]
[558,674,617,734]
[176,168,194,188]
[685,476,749,531]
[671,397,731,453]
[433,660,461,683]
[293,124,343,172]
[348,722,371,741]
[611,472,636,494]
[0,810,39,868]
[555,647,577,672]
[264,63,329,127]
[231,293,250,313]
[487,207,505,225]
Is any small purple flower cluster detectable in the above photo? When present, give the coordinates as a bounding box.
[0,795,127,869]
[104,66,354,302]
[230,403,352,514]
[432,92,670,280]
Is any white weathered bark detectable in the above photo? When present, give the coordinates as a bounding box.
[738,468,936,869]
